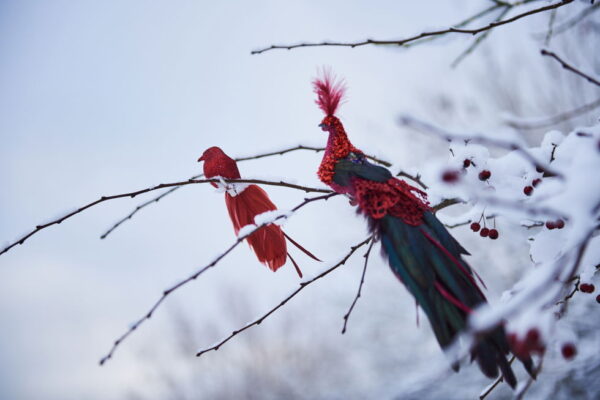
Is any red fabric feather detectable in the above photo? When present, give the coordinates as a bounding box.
[313,69,346,116]
[225,185,287,272]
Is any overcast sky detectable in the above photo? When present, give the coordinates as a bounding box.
[2,1,598,399]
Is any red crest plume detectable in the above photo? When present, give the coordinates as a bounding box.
[313,69,346,116]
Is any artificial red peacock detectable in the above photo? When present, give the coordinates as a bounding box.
[199,146,319,278]
[313,72,535,387]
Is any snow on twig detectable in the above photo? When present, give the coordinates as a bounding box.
[98,192,338,365]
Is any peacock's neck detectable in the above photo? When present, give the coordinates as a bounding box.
[318,120,362,185]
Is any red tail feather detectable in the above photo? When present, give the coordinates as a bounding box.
[225,185,287,271]
[313,69,346,116]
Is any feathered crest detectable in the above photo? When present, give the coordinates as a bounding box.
[312,68,346,116]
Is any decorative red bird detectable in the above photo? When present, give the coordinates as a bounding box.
[199,146,319,277]
[312,71,534,387]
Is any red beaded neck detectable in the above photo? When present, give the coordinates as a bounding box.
[318,116,362,184]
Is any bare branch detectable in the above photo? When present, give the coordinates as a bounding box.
[506,97,600,130]
[100,145,326,239]
[432,198,462,213]
[541,49,600,87]
[101,145,427,239]
[195,236,372,357]
[251,0,574,55]
[1,178,332,257]
[99,192,339,365]
[399,115,564,179]
[341,235,376,334]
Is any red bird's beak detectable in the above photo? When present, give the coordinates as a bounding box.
[319,123,329,132]
[198,155,204,162]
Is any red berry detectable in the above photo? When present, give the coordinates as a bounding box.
[470,222,481,232]
[580,283,595,293]
[532,178,542,187]
[488,229,499,239]
[596,294,600,304]
[523,186,533,196]
[525,328,540,344]
[561,343,577,360]
[546,221,556,230]
[480,228,490,237]
[555,219,565,229]
[463,159,471,168]
[478,170,491,181]
[442,170,460,183]
[536,166,545,173]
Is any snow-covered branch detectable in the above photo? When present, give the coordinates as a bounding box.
[0,177,332,257]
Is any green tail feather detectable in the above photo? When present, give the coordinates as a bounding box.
[374,212,527,388]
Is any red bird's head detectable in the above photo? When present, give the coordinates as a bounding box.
[198,146,241,181]
[313,70,346,133]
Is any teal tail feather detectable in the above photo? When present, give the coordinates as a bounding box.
[371,211,533,388]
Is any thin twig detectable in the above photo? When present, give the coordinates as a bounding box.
[98,192,339,365]
[341,235,376,334]
[506,97,600,130]
[544,8,558,45]
[479,355,516,399]
[432,198,462,213]
[451,5,511,68]
[100,145,426,238]
[515,353,545,400]
[195,236,372,357]
[547,2,600,36]
[251,0,574,54]
[100,145,325,239]
[541,49,600,87]
[0,178,332,257]
[399,115,564,179]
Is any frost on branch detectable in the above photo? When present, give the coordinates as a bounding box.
[425,121,600,369]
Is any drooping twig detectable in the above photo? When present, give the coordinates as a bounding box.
[451,5,511,68]
[196,236,372,357]
[479,355,516,400]
[251,0,574,54]
[544,8,558,45]
[101,145,426,239]
[98,192,339,365]
[0,178,332,257]
[341,234,376,334]
[547,2,600,36]
[506,97,600,130]
[515,353,545,400]
[399,115,564,179]
[541,49,600,87]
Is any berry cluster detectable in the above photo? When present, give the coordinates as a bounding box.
[470,215,498,239]
[507,328,545,359]
[524,177,543,196]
